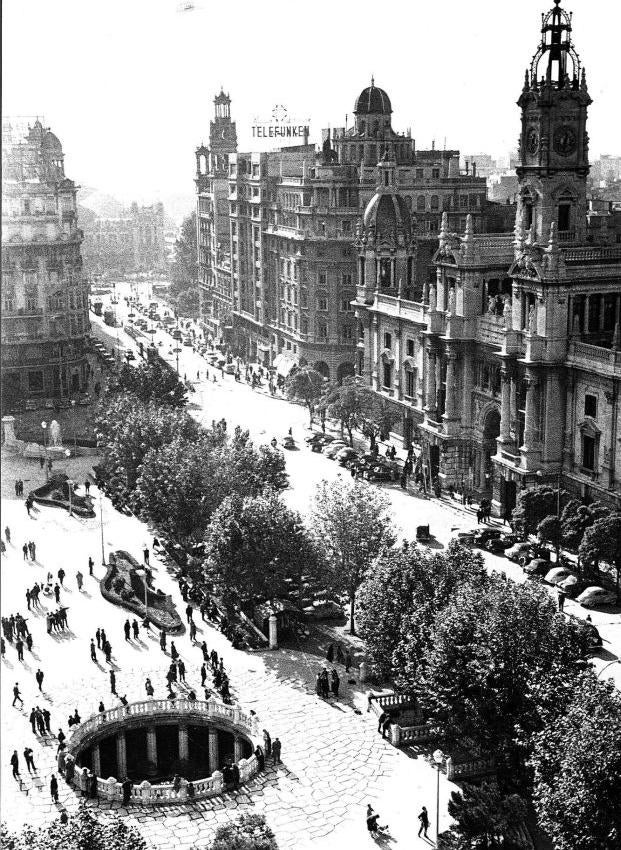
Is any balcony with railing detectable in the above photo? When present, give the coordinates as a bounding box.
[476,314,506,346]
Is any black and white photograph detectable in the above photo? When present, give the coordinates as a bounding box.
[1,1,620,848]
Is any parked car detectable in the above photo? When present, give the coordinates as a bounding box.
[324,441,348,459]
[125,350,136,361]
[544,567,577,586]
[336,447,359,466]
[576,586,618,608]
[183,337,193,347]
[559,575,591,599]
[223,363,236,374]
[365,463,393,482]
[472,528,503,547]
[172,329,182,340]
[454,529,477,546]
[305,433,331,445]
[484,534,520,554]
[523,557,551,576]
[505,542,533,562]
[281,435,296,450]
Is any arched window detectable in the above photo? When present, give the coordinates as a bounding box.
[430,195,439,211]
[416,195,426,212]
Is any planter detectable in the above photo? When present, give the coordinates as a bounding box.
[30,474,96,518]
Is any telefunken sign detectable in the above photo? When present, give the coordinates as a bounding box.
[252,104,310,141]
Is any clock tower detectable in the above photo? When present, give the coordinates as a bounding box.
[516,0,591,244]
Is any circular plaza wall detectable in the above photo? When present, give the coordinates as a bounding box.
[67,699,260,804]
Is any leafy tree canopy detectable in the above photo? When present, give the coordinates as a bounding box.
[206,813,278,850]
[107,360,187,408]
[310,478,396,633]
[560,499,609,552]
[318,376,372,446]
[170,211,197,300]
[530,672,621,850]
[176,286,200,319]
[511,486,569,537]
[285,366,325,425]
[445,782,529,850]
[578,512,621,595]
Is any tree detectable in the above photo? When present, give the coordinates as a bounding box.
[357,541,485,681]
[1,803,146,850]
[560,499,609,554]
[413,575,591,786]
[203,490,318,610]
[359,393,401,449]
[95,393,200,505]
[511,486,568,537]
[107,360,187,408]
[530,672,621,850]
[176,286,200,319]
[318,376,370,445]
[537,515,562,560]
[445,783,529,850]
[310,478,396,634]
[169,211,197,300]
[579,513,621,598]
[285,366,325,426]
[206,814,278,850]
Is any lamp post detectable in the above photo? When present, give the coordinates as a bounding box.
[433,748,444,846]
[66,471,74,517]
[99,491,106,566]
[41,421,48,480]
[138,567,149,624]
[71,399,77,457]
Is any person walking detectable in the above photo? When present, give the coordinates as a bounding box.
[201,641,209,662]
[110,669,116,694]
[58,568,65,586]
[76,571,83,591]
[132,619,139,639]
[189,619,197,641]
[326,643,334,663]
[26,633,33,653]
[160,630,167,652]
[22,543,28,561]
[16,638,24,661]
[170,641,179,661]
[88,556,94,576]
[557,588,566,612]
[10,750,20,780]
[26,589,32,610]
[95,628,102,649]
[271,737,281,765]
[84,480,91,495]
[5,526,11,544]
[24,747,36,773]
[31,541,37,560]
[200,664,207,687]
[143,546,150,566]
[145,677,154,697]
[36,668,44,691]
[331,669,340,699]
[90,640,97,662]
[124,620,131,641]
[186,604,193,624]
[42,707,51,734]
[417,806,430,838]
[263,729,272,758]
[50,774,59,803]
[54,584,61,604]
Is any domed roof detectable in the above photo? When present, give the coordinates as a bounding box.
[363,192,411,242]
[354,80,392,115]
[41,131,62,152]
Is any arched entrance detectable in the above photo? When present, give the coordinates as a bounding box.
[479,407,500,493]
[336,362,355,384]
[313,361,330,379]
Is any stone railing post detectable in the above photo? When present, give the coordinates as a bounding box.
[390,724,401,746]
[268,614,278,649]
[105,776,118,800]
[212,770,223,794]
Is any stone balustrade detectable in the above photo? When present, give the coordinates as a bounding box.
[390,722,433,746]
[446,754,495,781]
[68,698,259,755]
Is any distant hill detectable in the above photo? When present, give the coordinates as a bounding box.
[78,187,125,218]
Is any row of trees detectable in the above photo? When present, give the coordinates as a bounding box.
[169,211,200,318]
[512,485,621,595]
[355,541,621,848]
[285,368,400,447]
[95,363,287,543]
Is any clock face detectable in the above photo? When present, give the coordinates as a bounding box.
[526,128,539,155]
[553,126,577,157]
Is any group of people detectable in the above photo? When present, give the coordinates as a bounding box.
[46,607,69,634]
[476,499,493,523]
[315,667,341,699]
[13,480,25,497]
[91,627,114,664]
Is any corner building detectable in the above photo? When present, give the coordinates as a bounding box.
[195,82,506,380]
[1,120,90,408]
[355,1,621,512]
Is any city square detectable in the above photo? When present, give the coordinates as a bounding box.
[2,1,621,849]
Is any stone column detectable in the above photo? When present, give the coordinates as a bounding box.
[461,348,473,426]
[522,376,538,449]
[444,351,458,418]
[499,369,512,443]
[208,728,220,773]
[146,727,158,767]
[479,451,488,490]
[268,614,278,650]
[178,725,189,762]
[234,736,244,763]
[92,744,101,777]
[425,349,437,418]
[371,317,379,390]
[394,330,401,399]
[116,732,127,780]
[509,376,518,441]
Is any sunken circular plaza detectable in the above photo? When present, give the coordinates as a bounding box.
[66,698,260,803]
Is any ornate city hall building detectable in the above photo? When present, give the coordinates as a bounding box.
[1,120,91,408]
[354,1,621,512]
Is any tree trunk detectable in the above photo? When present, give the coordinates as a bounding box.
[349,593,356,635]
[347,426,353,447]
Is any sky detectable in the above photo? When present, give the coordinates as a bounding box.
[3,0,620,219]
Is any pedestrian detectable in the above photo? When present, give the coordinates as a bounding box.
[558,589,566,612]
[417,806,430,838]
[26,633,33,653]
[178,660,186,682]
[255,745,265,771]
[26,589,32,610]
[84,480,91,495]
[50,774,59,803]
[189,619,197,641]
[263,729,272,758]
[95,628,101,649]
[30,707,38,733]
[43,707,51,733]
[186,604,193,623]
[90,640,97,662]
[331,669,340,698]
[24,747,36,773]
[336,644,345,665]
[58,568,65,586]
[54,583,61,604]
[22,543,28,561]
[57,729,66,747]
[170,641,178,661]
[124,620,131,640]
[201,641,208,662]
[1,637,5,658]
[4,527,10,544]
[381,714,392,739]
[345,650,352,673]
[326,643,334,663]
[122,778,132,806]
[377,711,388,734]
[36,668,44,691]
[11,750,20,780]
[88,556,94,576]
[160,630,167,652]
[16,638,24,661]
[31,541,37,560]
[110,669,116,694]
[143,546,150,566]
[98,701,105,714]
[145,677,154,697]
[76,571,83,591]
[132,619,139,639]
[272,737,281,765]
[200,664,207,686]
[104,642,112,664]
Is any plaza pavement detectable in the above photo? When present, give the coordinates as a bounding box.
[1,459,455,849]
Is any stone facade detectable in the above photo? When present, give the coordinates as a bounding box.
[195,82,512,381]
[354,1,621,512]
[1,119,91,409]
[83,202,166,276]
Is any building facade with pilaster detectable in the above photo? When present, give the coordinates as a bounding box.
[355,1,621,512]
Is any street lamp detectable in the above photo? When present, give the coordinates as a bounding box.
[66,471,74,517]
[137,566,149,625]
[71,399,77,457]
[99,491,106,566]
[433,748,444,846]
[41,421,48,480]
